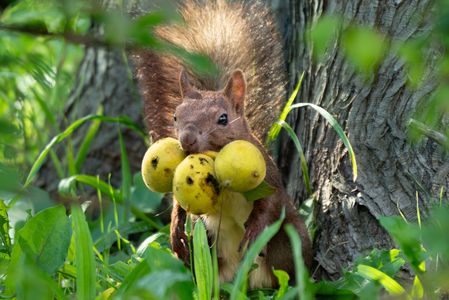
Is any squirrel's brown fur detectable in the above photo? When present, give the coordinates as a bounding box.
[131,0,286,142]
[131,0,312,288]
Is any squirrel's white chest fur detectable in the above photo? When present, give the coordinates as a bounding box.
[200,190,273,288]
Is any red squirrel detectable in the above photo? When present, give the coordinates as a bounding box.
[131,0,312,288]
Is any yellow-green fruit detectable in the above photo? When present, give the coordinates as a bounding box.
[215,140,266,192]
[141,137,186,193]
[173,154,220,215]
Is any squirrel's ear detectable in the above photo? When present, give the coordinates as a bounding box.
[179,69,201,99]
[224,70,246,114]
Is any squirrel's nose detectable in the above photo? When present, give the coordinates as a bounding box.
[179,132,198,153]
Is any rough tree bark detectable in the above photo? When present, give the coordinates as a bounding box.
[278,0,449,279]
[38,46,146,195]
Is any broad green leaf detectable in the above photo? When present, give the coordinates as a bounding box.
[277,121,311,195]
[242,180,276,202]
[131,270,193,300]
[116,247,193,299]
[114,256,151,297]
[17,205,71,275]
[285,224,313,300]
[15,255,67,300]
[71,205,96,300]
[356,264,406,296]
[193,220,213,300]
[230,212,284,300]
[25,114,146,187]
[289,103,358,181]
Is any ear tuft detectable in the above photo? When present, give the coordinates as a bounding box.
[179,69,192,99]
[224,69,246,114]
[179,69,202,99]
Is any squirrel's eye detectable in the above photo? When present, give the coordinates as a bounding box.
[173,113,177,122]
[217,113,228,125]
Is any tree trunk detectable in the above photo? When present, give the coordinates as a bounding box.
[38,46,146,195]
[278,0,448,279]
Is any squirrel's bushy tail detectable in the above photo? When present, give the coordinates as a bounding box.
[131,0,286,142]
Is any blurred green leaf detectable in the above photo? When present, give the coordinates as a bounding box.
[17,205,71,275]
[273,269,289,300]
[0,199,11,255]
[116,247,193,299]
[310,15,341,61]
[0,163,21,192]
[15,255,67,300]
[285,224,314,300]
[411,275,424,299]
[354,248,405,277]
[342,26,387,74]
[379,216,426,273]
[398,39,426,88]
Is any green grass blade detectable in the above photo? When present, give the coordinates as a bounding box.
[273,270,289,300]
[24,114,146,187]
[356,264,406,296]
[119,128,132,220]
[74,107,103,173]
[71,205,96,300]
[416,191,421,229]
[212,243,220,300]
[411,275,423,299]
[230,212,284,300]
[59,174,123,203]
[278,120,312,196]
[289,103,358,181]
[285,224,313,300]
[193,219,213,300]
[267,72,305,144]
